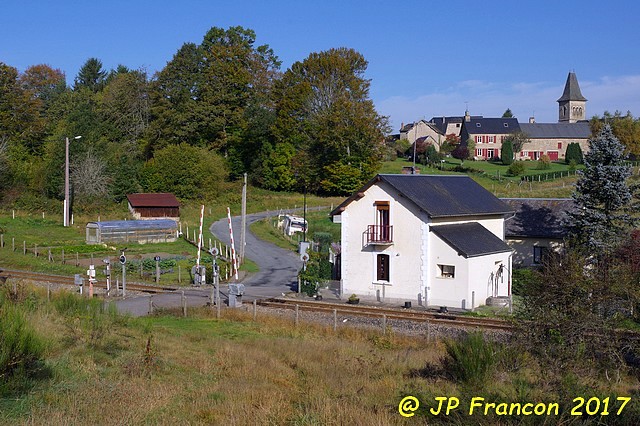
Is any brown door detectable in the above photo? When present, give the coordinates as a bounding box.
[377,254,390,281]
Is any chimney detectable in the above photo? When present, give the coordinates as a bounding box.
[401,122,404,130]
[464,110,470,122]
[529,117,535,124]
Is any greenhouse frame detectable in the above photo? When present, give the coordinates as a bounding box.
[86,219,178,244]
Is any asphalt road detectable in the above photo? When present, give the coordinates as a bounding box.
[209,209,310,299]
[116,208,318,316]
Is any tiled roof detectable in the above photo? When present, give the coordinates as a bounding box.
[501,198,576,239]
[330,175,513,218]
[519,122,591,139]
[430,222,512,258]
[127,193,180,208]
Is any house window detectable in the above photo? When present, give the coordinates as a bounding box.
[438,264,455,278]
[374,201,390,241]
[557,142,562,149]
[475,135,482,143]
[456,123,460,127]
[487,136,495,143]
[476,148,482,157]
[487,149,494,158]
[533,246,549,264]
[377,254,390,281]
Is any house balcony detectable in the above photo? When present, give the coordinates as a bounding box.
[363,225,393,246]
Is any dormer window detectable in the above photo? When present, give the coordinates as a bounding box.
[503,123,509,128]
[476,123,481,127]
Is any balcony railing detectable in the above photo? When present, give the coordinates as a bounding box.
[364,225,393,245]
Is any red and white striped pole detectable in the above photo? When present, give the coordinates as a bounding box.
[196,205,204,269]
[227,207,239,280]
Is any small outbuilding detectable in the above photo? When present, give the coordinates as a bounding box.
[86,219,178,245]
[127,193,180,220]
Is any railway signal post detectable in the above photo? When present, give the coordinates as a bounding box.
[119,249,127,297]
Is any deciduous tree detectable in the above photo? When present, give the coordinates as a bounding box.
[271,47,387,194]
[503,131,530,154]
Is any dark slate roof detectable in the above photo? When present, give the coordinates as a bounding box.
[430,222,512,258]
[557,72,587,102]
[519,122,591,139]
[463,117,520,135]
[429,116,480,134]
[127,193,180,208]
[330,175,514,218]
[501,198,576,239]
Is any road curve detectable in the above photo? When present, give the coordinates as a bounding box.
[210,209,323,299]
[115,207,326,316]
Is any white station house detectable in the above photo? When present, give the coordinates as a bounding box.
[330,174,515,309]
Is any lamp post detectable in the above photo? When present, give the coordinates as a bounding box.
[64,135,82,226]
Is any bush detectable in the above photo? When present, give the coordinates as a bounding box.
[536,154,551,170]
[568,159,577,172]
[443,332,497,386]
[512,268,540,296]
[501,140,514,165]
[507,161,526,176]
[0,305,47,396]
[565,142,583,165]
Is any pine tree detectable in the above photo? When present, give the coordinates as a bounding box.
[568,125,634,255]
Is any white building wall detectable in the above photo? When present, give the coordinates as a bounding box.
[340,182,426,303]
[339,181,511,309]
[428,233,470,308]
[467,253,511,306]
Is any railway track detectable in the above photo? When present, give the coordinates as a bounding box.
[0,268,178,294]
[258,297,514,331]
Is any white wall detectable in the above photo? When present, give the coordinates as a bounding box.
[340,182,427,303]
[339,180,511,308]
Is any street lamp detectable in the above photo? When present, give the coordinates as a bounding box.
[64,135,82,227]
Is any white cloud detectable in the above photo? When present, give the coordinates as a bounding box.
[377,75,640,132]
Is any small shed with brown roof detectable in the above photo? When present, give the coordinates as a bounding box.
[127,193,180,220]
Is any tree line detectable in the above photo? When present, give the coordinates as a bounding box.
[0,26,388,210]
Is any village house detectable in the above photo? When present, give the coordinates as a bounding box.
[330,174,514,309]
[459,114,519,160]
[399,120,445,146]
[403,72,591,161]
[501,198,575,267]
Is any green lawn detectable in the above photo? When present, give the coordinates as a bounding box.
[381,157,581,177]
[249,208,340,252]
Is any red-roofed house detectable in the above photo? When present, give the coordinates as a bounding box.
[127,193,180,220]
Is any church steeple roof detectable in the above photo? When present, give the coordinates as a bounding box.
[557,72,587,102]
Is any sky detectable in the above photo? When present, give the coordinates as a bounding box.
[2,0,640,132]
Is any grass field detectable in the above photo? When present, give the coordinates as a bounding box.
[2,284,639,425]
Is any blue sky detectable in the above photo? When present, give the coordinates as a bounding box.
[2,0,640,132]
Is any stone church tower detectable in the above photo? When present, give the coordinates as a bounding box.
[557,72,587,123]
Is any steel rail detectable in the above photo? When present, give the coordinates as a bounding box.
[258,298,514,331]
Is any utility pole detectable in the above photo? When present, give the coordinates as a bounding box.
[303,185,307,242]
[64,135,82,226]
[240,173,247,264]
